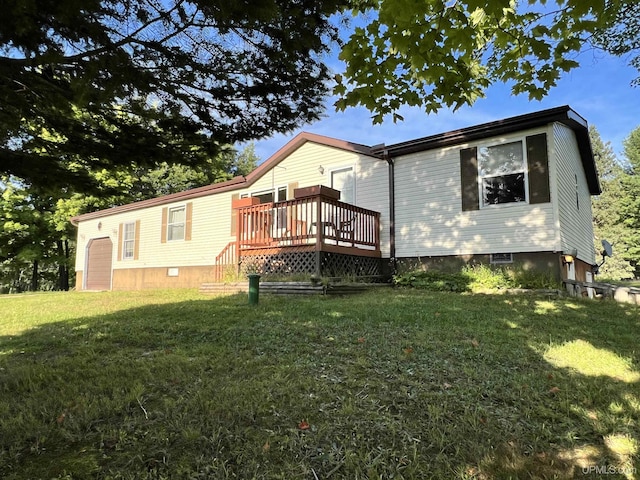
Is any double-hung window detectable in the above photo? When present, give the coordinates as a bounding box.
[478,141,527,206]
[167,205,186,241]
[122,222,136,260]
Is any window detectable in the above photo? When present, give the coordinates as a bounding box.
[478,141,527,206]
[331,167,355,204]
[251,187,287,204]
[167,206,186,241]
[122,222,136,260]
[490,253,513,264]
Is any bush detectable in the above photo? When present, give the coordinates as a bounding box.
[393,270,471,292]
[394,265,560,292]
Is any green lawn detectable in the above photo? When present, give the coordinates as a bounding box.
[1,289,638,479]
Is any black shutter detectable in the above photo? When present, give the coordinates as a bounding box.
[526,133,551,204]
[460,147,479,211]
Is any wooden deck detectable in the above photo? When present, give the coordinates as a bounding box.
[212,188,382,281]
[235,191,381,257]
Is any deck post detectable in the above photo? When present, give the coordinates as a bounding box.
[315,250,322,277]
[315,197,323,247]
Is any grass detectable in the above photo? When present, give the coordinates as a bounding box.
[0,289,639,479]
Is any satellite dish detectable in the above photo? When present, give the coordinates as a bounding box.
[594,240,613,275]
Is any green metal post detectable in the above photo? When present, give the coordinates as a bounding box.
[248,274,261,305]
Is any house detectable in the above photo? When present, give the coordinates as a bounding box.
[71,105,600,290]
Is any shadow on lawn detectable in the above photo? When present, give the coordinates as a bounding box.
[0,291,638,479]
[475,295,639,479]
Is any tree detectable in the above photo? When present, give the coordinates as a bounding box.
[619,126,640,276]
[1,144,261,292]
[335,0,637,122]
[0,179,60,291]
[589,126,635,280]
[0,0,340,191]
[593,1,640,86]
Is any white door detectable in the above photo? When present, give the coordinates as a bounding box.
[331,167,355,204]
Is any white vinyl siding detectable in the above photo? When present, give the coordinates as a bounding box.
[393,127,557,259]
[553,122,597,265]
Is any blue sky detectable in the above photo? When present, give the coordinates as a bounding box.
[251,49,640,164]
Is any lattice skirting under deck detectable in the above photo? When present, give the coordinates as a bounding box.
[239,251,381,277]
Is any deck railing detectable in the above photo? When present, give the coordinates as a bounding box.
[236,194,380,253]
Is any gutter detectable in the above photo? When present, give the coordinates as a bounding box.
[382,148,396,275]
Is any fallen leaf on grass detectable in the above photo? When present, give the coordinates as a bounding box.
[263,441,270,452]
[357,337,366,344]
[403,347,414,354]
[298,421,310,430]
[548,386,561,394]
[470,338,480,348]
[56,412,66,425]
[442,382,452,390]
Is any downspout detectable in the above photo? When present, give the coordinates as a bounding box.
[382,149,396,276]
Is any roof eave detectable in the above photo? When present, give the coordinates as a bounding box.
[71,132,380,224]
[374,105,601,195]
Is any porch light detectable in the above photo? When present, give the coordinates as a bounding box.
[318,165,324,174]
[562,248,577,265]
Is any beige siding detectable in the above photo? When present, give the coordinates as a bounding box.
[75,142,391,282]
[394,127,558,258]
[553,122,597,264]
[76,192,239,275]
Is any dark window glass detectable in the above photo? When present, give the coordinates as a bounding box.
[482,173,526,205]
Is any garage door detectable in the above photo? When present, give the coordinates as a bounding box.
[86,237,113,290]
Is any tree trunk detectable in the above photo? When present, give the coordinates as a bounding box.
[31,259,39,292]
[57,239,70,291]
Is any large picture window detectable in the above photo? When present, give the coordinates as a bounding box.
[167,206,186,241]
[122,222,136,260]
[478,141,527,206]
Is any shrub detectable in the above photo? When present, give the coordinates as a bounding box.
[393,270,471,292]
[394,265,561,292]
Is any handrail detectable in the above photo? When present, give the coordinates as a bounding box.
[213,241,238,282]
[215,241,236,264]
[235,194,380,252]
